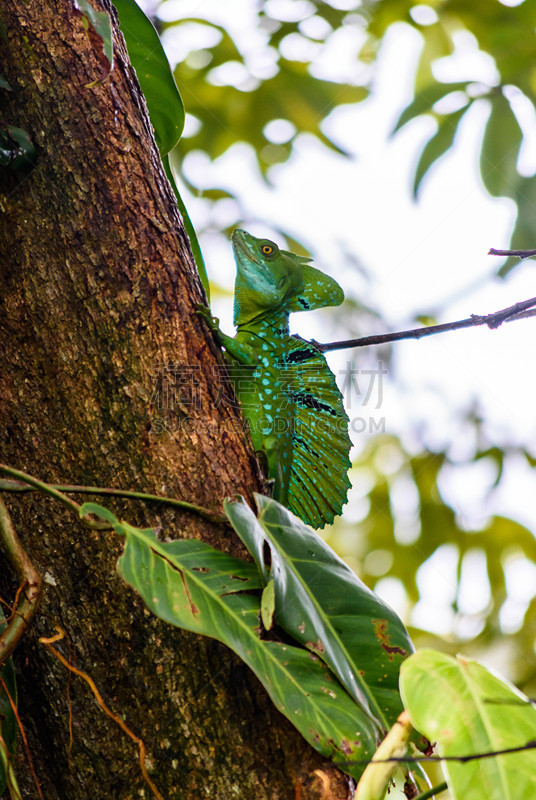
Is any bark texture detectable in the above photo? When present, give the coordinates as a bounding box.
[0,1,351,798]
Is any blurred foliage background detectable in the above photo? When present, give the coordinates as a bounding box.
[141,0,536,696]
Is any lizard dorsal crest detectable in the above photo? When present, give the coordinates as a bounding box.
[286,262,344,313]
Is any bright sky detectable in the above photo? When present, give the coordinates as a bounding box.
[150,1,536,646]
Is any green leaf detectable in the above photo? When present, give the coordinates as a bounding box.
[113,0,184,154]
[224,494,269,580]
[260,579,275,631]
[116,518,380,776]
[199,188,234,201]
[79,501,119,526]
[499,176,536,275]
[480,92,523,199]
[401,650,536,800]
[163,157,209,301]
[413,106,467,197]
[393,81,470,134]
[76,0,114,84]
[0,75,12,91]
[226,495,413,735]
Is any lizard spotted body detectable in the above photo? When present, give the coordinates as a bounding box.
[200,229,351,529]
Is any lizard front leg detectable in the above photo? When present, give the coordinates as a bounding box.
[196,305,258,365]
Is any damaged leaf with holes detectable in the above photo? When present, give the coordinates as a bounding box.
[227,494,414,736]
[82,503,381,776]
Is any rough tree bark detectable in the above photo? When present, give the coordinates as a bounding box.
[0,1,352,798]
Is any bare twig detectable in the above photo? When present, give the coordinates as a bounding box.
[340,737,536,768]
[489,248,536,259]
[314,296,536,353]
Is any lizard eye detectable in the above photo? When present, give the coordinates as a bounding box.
[261,244,274,255]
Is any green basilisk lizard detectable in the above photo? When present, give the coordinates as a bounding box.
[198,229,351,529]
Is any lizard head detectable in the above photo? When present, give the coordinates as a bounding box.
[231,229,344,325]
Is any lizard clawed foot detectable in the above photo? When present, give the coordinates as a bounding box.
[195,304,220,331]
[263,477,276,498]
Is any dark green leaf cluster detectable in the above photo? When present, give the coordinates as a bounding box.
[0,124,35,171]
[82,496,416,781]
[167,8,367,178]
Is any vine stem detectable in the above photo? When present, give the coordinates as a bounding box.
[413,782,448,800]
[354,710,413,800]
[0,465,227,524]
[40,627,164,800]
[0,500,42,664]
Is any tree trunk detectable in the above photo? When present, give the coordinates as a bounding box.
[0,1,350,798]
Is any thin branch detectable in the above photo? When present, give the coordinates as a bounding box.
[339,737,536,768]
[314,296,536,353]
[0,500,42,664]
[489,248,536,259]
[0,466,227,525]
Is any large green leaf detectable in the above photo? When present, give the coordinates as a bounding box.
[480,92,523,199]
[413,106,467,197]
[392,81,470,134]
[113,0,184,155]
[401,649,536,800]
[226,494,413,735]
[83,503,380,775]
